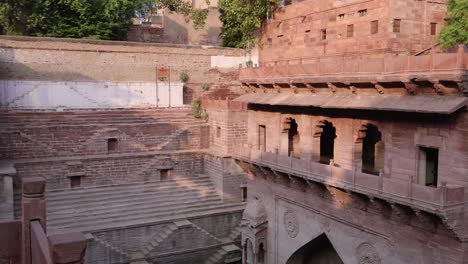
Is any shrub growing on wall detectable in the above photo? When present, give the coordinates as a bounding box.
[192,99,202,118]
[180,72,190,83]
[0,0,154,40]
[218,0,279,48]
[438,0,468,48]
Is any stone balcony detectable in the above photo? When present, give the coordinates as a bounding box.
[239,48,467,87]
[232,147,465,215]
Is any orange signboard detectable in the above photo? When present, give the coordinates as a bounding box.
[156,68,170,80]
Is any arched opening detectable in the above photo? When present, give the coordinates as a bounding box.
[284,118,300,158]
[245,239,254,264]
[258,243,265,263]
[361,124,384,175]
[318,121,336,165]
[286,234,344,264]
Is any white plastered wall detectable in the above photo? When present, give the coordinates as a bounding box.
[0,80,184,109]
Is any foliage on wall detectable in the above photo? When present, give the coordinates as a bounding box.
[218,0,279,48]
[438,0,468,48]
[0,0,156,40]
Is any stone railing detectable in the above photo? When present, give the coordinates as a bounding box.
[232,147,465,213]
[239,47,467,82]
[0,177,86,264]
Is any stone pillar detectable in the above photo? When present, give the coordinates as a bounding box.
[21,177,46,264]
[48,233,87,264]
[0,176,14,220]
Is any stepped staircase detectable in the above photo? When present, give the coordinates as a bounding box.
[86,234,130,263]
[204,244,241,264]
[141,222,178,256]
[0,108,206,128]
[45,175,245,234]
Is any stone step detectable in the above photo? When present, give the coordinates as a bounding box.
[46,180,215,207]
[46,187,217,210]
[47,191,220,217]
[46,187,216,208]
[47,196,224,226]
[47,185,218,210]
[48,203,245,233]
[46,177,212,199]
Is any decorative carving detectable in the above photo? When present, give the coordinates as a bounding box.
[289,176,306,192]
[374,83,385,94]
[356,242,381,264]
[283,210,299,238]
[327,83,337,93]
[403,82,417,95]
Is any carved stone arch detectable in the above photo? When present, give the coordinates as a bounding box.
[286,233,344,264]
[311,120,336,164]
[242,198,268,264]
[257,242,266,263]
[354,123,384,175]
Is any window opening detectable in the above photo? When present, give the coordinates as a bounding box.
[285,118,300,158]
[319,121,336,165]
[393,19,401,33]
[371,20,379,34]
[241,186,247,202]
[160,169,170,182]
[321,29,327,40]
[107,138,118,152]
[430,23,437,35]
[361,125,384,175]
[347,24,354,37]
[258,125,266,152]
[70,176,81,188]
[418,147,439,187]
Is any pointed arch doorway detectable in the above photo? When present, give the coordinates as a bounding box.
[286,234,344,264]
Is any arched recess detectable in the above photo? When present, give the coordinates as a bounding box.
[245,239,254,264]
[312,120,337,165]
[286,234,344,264]
[242,197,268,264]
[283,117,300,158]
[355,124,384,175]
[257,243,265,263]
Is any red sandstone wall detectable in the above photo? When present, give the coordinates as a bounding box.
[259,0,448,65]
[0,36,242,83]
[0,110,209,160]
[0,109,210,190]
[15,152,205,190]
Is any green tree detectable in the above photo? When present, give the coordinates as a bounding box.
[218,0,278,48]
[438,0,468,49]
[155,0,208,29]
[0,0,154,40]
